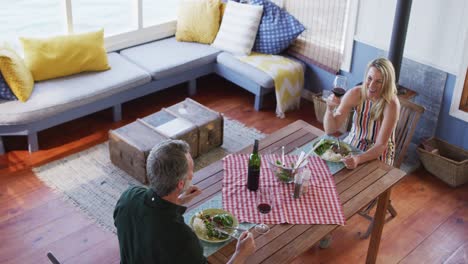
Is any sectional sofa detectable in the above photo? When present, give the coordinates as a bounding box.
[0,37,277,154]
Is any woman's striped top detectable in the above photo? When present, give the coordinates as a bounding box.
[343,98,395,166]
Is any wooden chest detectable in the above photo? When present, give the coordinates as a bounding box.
[109,110,198,183]
[109,120,166,184]
[166,98,224,155]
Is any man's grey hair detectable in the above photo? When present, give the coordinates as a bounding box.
[146,140,191,197]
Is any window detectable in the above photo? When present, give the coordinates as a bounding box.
[285,0,357,73]
[143,0,178,27]
[72,0,135,35]
[0,0,177,53]
[0,0,65,54]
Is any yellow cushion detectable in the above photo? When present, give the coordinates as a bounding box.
[0,47,34,102]
[20,29,110,81]
[176,0,221,44]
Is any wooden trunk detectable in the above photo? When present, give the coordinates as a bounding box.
[140,109,199,158]
[109,110,199,183]
[166,98,224,155]
[109,121,167,184]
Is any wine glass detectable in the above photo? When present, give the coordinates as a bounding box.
[331,75,347,149]
[255,187,273,234]
[332,75,348,98]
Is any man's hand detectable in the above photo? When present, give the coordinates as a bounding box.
[228,231,256,264]
[178,185,202,205]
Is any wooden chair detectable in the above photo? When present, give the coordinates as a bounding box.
[358,97,425,239]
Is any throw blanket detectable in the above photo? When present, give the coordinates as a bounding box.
[238,52,304,118]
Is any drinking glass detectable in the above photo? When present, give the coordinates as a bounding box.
[332,75,348,98]
[255,187,273,234]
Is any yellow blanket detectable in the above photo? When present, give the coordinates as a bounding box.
[238,52,304,118]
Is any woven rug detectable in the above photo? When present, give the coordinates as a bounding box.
[33,118,265,233]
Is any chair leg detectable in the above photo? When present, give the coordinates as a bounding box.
[387,200,398,217]
[359,199,397,239]
[359,198,378,217]
[359,217,375,239]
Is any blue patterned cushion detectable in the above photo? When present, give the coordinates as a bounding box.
[0,72,17,100]
[251,0,305,55]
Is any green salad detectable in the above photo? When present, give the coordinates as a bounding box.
[195,213,234,239]
[314,140,335,156]
[313,139,352,162]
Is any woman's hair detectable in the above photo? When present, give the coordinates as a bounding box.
[146,140,190,197]
[360,57,398,120]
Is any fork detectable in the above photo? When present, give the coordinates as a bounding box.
[212,221,247,233]
[213,227,238,240]
[335,136,341,152]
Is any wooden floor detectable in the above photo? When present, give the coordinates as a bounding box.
[1,75,467,264]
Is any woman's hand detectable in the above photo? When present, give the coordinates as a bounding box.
[325,94,341,111]
[341,155,360,169]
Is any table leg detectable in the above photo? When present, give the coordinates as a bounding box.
[366,189,391,264]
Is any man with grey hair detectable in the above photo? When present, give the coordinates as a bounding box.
[114,139,256,264]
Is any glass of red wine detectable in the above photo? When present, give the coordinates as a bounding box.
[255,187,273,234]
[332,75,347,98]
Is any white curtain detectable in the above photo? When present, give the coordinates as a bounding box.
[285,0,350,73]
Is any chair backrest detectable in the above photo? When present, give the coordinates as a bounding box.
[393,97,425,168]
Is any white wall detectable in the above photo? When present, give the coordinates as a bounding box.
[355,0,468,75]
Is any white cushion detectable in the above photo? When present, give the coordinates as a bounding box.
[211,1,263,56]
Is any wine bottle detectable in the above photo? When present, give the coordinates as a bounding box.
[247,139,261,191]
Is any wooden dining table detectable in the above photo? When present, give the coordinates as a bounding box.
[186,120,406,264]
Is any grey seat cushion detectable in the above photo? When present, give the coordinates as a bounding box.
[216,52,275,89]
[120,37,221,80]
[0,53,151,126]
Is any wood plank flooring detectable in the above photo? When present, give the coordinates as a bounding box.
[0,75,467,264]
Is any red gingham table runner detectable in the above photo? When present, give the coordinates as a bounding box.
[222,154,345,225]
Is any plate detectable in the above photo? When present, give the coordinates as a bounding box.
[313,138,352,162]
[190,208,239,243]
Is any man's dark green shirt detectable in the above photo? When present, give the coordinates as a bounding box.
[114,186,206,264]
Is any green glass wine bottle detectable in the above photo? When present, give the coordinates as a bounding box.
[247,139,261,191]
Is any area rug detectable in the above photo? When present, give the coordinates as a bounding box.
[33,118,265,233]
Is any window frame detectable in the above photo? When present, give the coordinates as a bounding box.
[63,0,177,52]
[341,0,359,72]
[449,28,468,122]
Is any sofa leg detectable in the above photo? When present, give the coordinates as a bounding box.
[0,136,5,155]
[254,94,263,111]
[188,79,197,96]
[28,132,39,153]
[113,104,122,122]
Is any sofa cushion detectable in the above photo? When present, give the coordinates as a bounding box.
[21,29,110,81]
[211,1,263,56]
[176,0,221,44]
[251,0,305,55]
[120,37,220,80]
[216,52,274,88]
[0,47,34,102]
[0,73,18,100]
[0,53,151,125]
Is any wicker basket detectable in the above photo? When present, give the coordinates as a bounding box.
[417,137,468,187]
[312,92,352,133]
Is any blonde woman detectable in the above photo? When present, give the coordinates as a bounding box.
[324,58,400,169]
